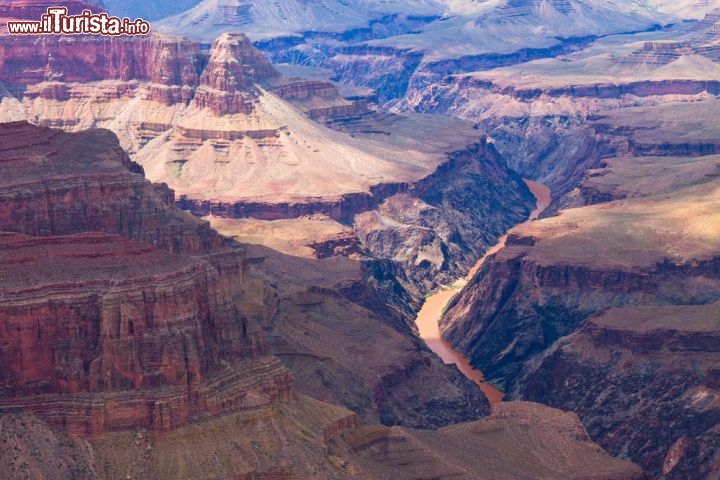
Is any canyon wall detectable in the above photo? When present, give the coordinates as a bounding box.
[441,107,720,476]
[518,305,720,479]
[0,122,291,436]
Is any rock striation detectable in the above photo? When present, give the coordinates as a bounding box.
[0,33,203,98]
[441,102,720,476]
[194,33,278,115]
[518,304,720,479]
[0,121,222,254]
[0,122,291,436]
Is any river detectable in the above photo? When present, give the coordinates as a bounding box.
[415,179,551,405]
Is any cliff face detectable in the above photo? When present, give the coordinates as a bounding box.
[240,242,491,429]
[0,33,203,94]
[0,120,492,441]
[0,31,278,126]
[0,122,291,436]
[0,121,222,254]
[442,242,720,381]
[354,140,533,294]
[517,305,720,479]
[441,101,720,476]
[0,232,288,436]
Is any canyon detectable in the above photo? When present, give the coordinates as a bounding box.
[0,115,644,480]
[2,0,719,478]
[440,84,720,479]
[0,8,522,437]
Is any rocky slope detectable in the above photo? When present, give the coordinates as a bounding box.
[240,242,490,428]
[0,120,481,477]
[397,11,720,198]
[0,119,645,480]
[518,304,720,480]
[332,401,645,480]
[441,101,720,476]
[0,400,645,480]
[0,25,535,304]
[0,7,537,433]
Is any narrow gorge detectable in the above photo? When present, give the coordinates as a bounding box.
[416,179,551,405]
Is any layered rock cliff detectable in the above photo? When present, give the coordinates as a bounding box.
[0,121,223,254]
[194,32,278,115]
[0,122,291,436]
[0,33,203,94]
[517,304,720,479]
[441,101,720,476]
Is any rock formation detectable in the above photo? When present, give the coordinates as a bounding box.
[518,304,720,479]
[194,33,278,115]
[0,7,533,437]
[441,100,720,476]
[0,121,290,436]
[0,121,222,254]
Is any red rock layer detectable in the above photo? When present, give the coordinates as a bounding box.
[0,29,280,114]
[0,232,289,436]
[0,122,291,436]
[0,33,203,93]
[0,121,223,254]
[270,79,337,100]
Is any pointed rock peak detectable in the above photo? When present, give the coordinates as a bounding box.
[201,32,278,91]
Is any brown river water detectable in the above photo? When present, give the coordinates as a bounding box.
[415,180,551,405]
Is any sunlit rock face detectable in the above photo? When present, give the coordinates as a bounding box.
[0,20,509,436]
[0,121,290,436]
[442,99,720,477]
